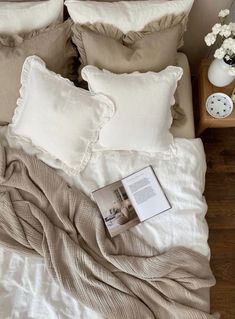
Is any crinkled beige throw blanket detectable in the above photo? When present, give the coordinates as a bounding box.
[0,144,218,319]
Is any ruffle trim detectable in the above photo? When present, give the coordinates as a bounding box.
[78,93,115,173]
[82,65,183,84]
[0,18,78,83]
[72,13,187,73]
[8,56,115,176]
[124,14,187,46]
[171,104,186,127]
[83,64,180,156]
[0,19,73,47]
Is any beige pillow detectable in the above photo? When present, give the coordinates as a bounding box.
[0,19,77,124]
[72,14,187,77]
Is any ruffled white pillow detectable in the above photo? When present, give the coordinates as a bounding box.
[65,0,194,34]
[82,65,183,152]
[9,56,114,175]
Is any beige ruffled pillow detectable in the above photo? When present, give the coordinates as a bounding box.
[72,14,187,78]
[0,19,78,124]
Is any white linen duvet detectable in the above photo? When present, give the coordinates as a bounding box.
[0,128,210,319]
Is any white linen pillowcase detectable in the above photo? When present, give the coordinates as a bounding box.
[0,0,64,35]
[82,65,183,152]
[8,56,115,175]
[65,0,194,34]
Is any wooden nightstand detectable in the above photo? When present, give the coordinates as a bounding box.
[197,58,235,136]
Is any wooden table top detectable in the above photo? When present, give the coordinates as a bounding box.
[199,59,235,128]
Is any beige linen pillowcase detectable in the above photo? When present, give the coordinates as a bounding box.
[0,19,77,124]
[72,14,187,77]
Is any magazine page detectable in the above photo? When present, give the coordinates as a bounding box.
[92,181,139,237]
[121,166,171,222]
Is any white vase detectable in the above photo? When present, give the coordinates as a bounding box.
[208,58,235,87]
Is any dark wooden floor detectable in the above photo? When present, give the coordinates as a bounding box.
[201,128,235,318]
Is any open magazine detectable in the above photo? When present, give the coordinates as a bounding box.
[92,166,171,237]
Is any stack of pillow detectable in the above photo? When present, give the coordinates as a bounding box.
[0,0,77,125]
[2,0,194,175]
[69,0,192,75]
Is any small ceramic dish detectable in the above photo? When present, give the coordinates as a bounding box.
[206,93,233,118]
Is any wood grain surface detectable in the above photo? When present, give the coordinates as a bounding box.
[197,59,235,136]
[202,128,235,318]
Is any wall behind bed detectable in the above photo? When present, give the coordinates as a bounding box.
[182,0,234,74]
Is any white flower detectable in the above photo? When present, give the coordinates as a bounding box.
[228,67,235,76]
[224,55,231,62]
[222,38,235,53]
[229,22,235,33]
[219,24,232,38]
[205,32,216,46]
[214,47,226,59]
[212,23,222,35]
[218,9,230,18]
[222,38,234,49]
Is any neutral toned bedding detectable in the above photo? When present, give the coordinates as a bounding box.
[78,52,195,139]
[0,131,211,318]
[65,0,194,34]
[0,19,77,124]
[82,64,183,152]
[72,13,187,75]
[0,53,201,318]
[0,143,217,319]
[172,53,195,138]
[0,0,64,35]
[9,55,115,175]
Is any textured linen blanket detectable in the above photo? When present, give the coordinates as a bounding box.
[0,144,218,319]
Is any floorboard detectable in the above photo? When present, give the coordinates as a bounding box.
[201,127,235,318]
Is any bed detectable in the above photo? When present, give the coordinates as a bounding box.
[0,0,217,317]
[0,53,212,319]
